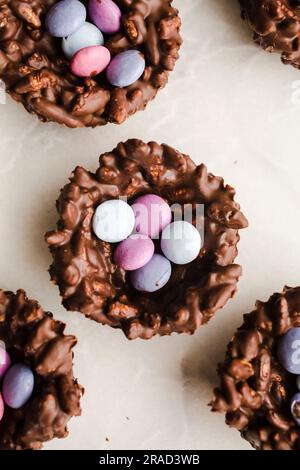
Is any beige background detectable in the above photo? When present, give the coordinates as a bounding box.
[0,0,300,450]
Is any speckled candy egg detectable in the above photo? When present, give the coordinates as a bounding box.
[2,363,34,409]
[132,194,172,239]
[70,45,111,77]
[131,254,172,293]
[114,234,154,271]
[107,50,145,87]
[0,393,4,421]
[93,199,135,243]
[46,0,86,38]
[89,0,121,34]
[291,393,300,426]
[277,327,300,374]
[62,21,104,59]
[161,221,201,265]
[0,346,11,380]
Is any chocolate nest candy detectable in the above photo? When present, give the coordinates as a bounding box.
[0,0,181,127]
[45,139,248,340]
[211,286,300,450]
[0,289,83,450]
[239,0,300,69]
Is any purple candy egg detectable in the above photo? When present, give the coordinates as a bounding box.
[0,393,3,421]
[291,392,300,426]
[114,234,154,271]
[131,254,172,293]
[107,50,145,87]
[277,327,300,374]
[89,0,121,34]
[46,0,86,37]
[132,194,172,239]
[0,346,11,381]
[2,363,34,409]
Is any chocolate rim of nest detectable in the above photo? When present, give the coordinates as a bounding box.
[239,0,300,69]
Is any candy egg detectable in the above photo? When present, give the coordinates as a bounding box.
[2,363,34,409]
[277,327,300,374]
[46,0,86,38]
[107,50,145,87]
[132,194,172,239]
[62,21,104,59]
[291,393,300,426]
[89,0,121,34]
[114,234,154,271]
[131,254,172,293]
[161,221,201,265]
[0,346,11,380]
[0,393,3,421]
[93,199,135,243]
[70,45,111,77]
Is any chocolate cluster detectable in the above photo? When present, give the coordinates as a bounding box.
[240,0,300,69]
[45,139,248,340]
[0,289,82,450]
[0,0,181,127]
[211,286,300,450]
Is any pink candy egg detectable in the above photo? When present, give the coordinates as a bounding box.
[0,393,3,421]
[114,234,154,271]
[132,194,172,239]
[70,45,111,77]
[0,346,11,381]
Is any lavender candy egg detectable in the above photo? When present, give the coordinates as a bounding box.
[114,234,154,271]
[2,363,34,409]
[161,221,201,265]
[131,254,172,293]
[277,327,300,374]
[62,21,104,59]
[46,0,86,38]
[107,50,145,87]
[0,393,4,421]
[132,194,172,239]
[89,0,121,34]
[0,346,11,380]
[291,393,300,426]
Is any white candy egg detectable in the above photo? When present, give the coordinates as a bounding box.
[92,199,135,243]
[160,221,201,265]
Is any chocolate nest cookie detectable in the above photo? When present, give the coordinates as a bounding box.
[211,286,300,450]
[45,139,248,340]
[0,0,181,127]
[0,289,82,450]
[240,0,300,69]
